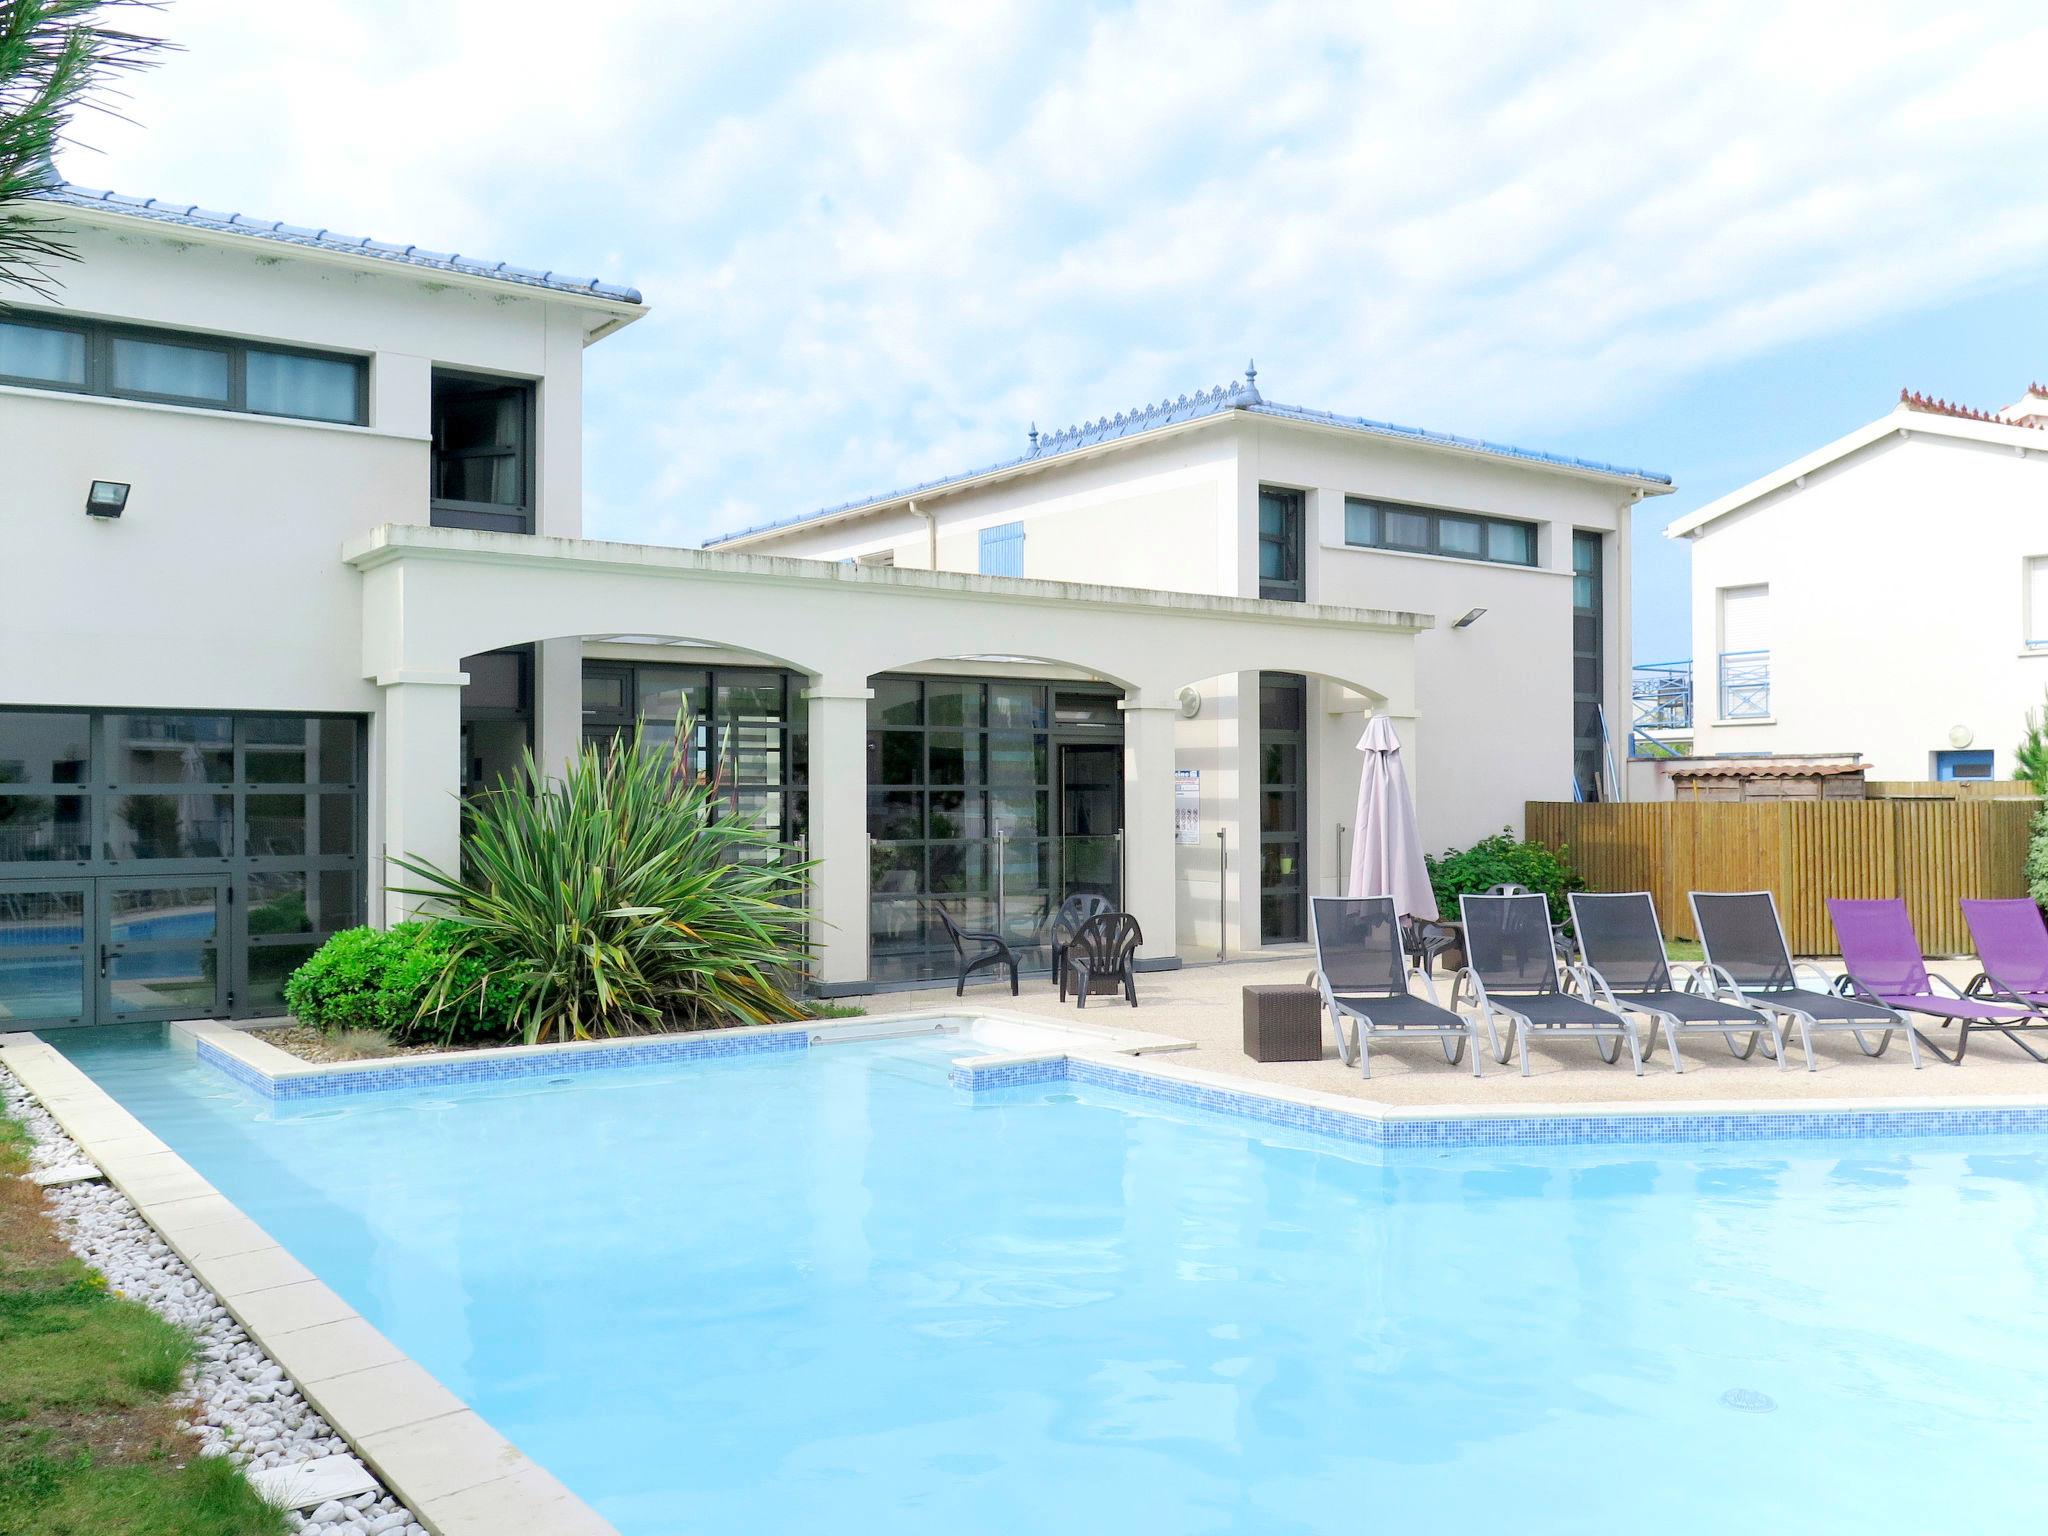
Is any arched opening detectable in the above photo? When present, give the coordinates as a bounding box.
[458,631,817,850]
[1156,665,1397,964]
[861,655,1133,984]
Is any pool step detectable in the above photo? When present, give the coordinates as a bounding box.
[809,1021,959,1045]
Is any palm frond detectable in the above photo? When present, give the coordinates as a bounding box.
[0,0,173,298]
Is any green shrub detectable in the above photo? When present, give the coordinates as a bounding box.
[284,921,522,1045]
[374,921,521,1045]
[2027,802,2048,910]
[2016,689,2048,792]
[282,925,406,1033]
[391,718,814,1044]
[1425,827,1583,925]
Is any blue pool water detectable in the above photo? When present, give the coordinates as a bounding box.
[49,1026,2048,1535]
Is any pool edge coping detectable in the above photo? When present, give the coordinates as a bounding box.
[0,1037,618,1536]
[948,1044,2048,1144]
[162,1013,2048,1143]
[176,1012,1198,1101]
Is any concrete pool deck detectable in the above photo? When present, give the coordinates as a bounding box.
[885,951,2048,1107]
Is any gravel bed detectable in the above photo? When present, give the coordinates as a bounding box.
[250,1025,444,1065]
[2,1064,427,1536]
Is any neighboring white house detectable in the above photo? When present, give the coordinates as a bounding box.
[0,174,1668,1028]
[1667,385,2048,781]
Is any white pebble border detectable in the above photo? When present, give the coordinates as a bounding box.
[3,1064,427,1536]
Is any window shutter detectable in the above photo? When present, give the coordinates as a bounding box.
[979,522,1025,577]
[1719,584,1769,655]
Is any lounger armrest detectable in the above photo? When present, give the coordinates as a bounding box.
[1413,964,1446,1008]
[1926,972,1971,1001]
[1697,960,1746,1002]
[1667,961,1705,995]
[1967,969,2036,1007]
[1791,961,1838,995]
[1450,966,1485,1012]
[1833,971,1902,1020]
[1571,963,1622,1012]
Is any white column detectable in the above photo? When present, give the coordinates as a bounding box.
[534,637,583,780]
[377,672,466,925]
[1120,698,1180,966]
[805,683,872,989]
[1228,668,1263,954]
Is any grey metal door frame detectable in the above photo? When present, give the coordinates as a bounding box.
[0,877,93,1029]
[95,873,230,1026]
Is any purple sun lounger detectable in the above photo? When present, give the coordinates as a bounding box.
[1955,899,2048,1062]
[1828,898,2037,1066]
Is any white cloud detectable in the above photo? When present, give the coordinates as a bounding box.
[57,0,2048,543]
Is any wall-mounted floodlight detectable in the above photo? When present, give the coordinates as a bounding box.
[1452,607,1487,629]
[85,480,130,519]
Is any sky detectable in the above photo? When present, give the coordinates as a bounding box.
[49,0,2048,662]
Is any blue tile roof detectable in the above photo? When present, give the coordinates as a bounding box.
[703,372,1671,547]
[31,179,643,305]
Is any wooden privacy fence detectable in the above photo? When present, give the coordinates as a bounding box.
[1525,798,2039,955]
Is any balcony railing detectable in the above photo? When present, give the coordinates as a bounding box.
[1631,660,1692,732]
[1718,650,1770,719]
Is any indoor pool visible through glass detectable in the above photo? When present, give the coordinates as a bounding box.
[49,1026,2048,1535]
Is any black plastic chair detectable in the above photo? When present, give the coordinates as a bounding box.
[1061,912,1142,1008]
[1049,893,1114,982]
[930,902,1019,997]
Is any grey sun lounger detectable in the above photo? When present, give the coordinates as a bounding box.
[1690,890,1913,1070]
[1454,892,1643,1076]
[1568,891,1784,1072]
[1310,896,1479,1078]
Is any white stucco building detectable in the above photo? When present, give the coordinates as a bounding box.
[1668,386,2048,781]
[0,175,1669,1029]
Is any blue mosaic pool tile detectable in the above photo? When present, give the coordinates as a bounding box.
[950,1053,2048,1147]
[948,1057,1067,1092]
[199,1026,812,1102]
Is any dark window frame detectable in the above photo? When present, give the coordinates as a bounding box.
[0,706,367,1024]
[1343,496,1539,567]
[1572,530,1605,800]
[580,659,808,845]
[1258,486,1306,601]
[431,369,537,533]
[0,312,369,425]
[1257,672,1307,944]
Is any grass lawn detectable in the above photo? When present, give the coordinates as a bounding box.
[0,1113,287,1536]
[1665,938,1705,963]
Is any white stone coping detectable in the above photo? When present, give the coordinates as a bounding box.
[172,1010,2048,1131]
[0,1038,615,1536]
[1108,1047,2048,1122]
[174,1010,1196,1093]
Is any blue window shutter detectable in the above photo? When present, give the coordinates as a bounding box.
[979,521,1025,577]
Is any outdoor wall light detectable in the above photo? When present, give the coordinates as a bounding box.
[85,480,130,519]
[1452,607,1487,629]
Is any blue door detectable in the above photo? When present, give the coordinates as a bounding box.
[1935,749,1993,781]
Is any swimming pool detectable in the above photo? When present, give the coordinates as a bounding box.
[48,1025,2048,1535]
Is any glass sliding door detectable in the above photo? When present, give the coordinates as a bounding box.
[1258,673,1307,943]
[0,708,366,1027]
[0,880,90,1027]
[98,876,227,1023]
[868,677,1124,983]
[1572,531,1605,800]
[579,661,808,846]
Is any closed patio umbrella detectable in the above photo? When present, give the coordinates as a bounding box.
[1347,714,1437,921]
